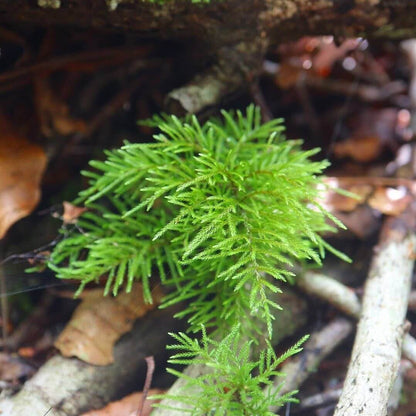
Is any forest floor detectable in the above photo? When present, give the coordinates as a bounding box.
[1,25,416,416]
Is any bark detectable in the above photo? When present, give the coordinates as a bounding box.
[297,270,416,365]
[1,1,416,113]
[1,1,416,44]
[0,307,185,416]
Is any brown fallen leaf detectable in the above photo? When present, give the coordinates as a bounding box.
[55,283,163,365]
[368,186,412,216]
[323,177,414,214]
[321,182,373,212]
[332,136,383,163]
[62,201,87,224]
[80,389,165,416]
[321,177,415,238]
[0,115,47,239]
[34,76,86,138]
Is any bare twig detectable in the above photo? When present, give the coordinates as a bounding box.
[333,211,416,416]
[270,317,353,413]
[297,270,416,365]
[137,356,155,416]
[166,66,241,115]
[401,39,416,136]
[297,388,343,412]
[0,263,9,343]
[297,271,361,318]
[0,47,151,86]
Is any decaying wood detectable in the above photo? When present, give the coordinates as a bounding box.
[333,208,416,416]
[1,1,416,113]
[0,308,184,416]
[2,1,416,43]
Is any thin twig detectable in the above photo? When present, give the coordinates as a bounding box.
[297,270,416,364]
[0,262,9,344]
[333,209,416,416]
[247,76,272,122]
[0,47,151,85]
[137,356,155,416]
[270,317,353,413]
[297,388,343,412]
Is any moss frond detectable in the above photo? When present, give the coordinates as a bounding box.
[49,105,340,335]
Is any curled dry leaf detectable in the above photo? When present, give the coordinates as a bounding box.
[80,389,165,416]
[333,108,400,163]
[55,283,163,365]
[0,116,47,239]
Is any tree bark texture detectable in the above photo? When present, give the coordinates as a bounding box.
[1,1,416,45]
[334,207,416,416]
[1,1,416,78]
[1,1,415,113]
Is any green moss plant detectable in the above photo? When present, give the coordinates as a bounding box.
[48,105,345,414]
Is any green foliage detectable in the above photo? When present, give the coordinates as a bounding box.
[49,105,341,335]
[154,325,308,415]
[47,105,345,415]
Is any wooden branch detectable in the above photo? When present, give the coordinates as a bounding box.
[1,1,416,43]
[0,308,184,416]
[333,210,416,416]
[2,1,416,114]
[270,317,353,414]
[297,271,416,365]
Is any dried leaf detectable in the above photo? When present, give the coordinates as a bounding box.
[368,186,412,216]
[322,181,373,212]
[0,117,47,239]
[275,37,361,88]
[80,389,164,416]
[275,61,302,89]
[333,136,383,163]
[55,283,163,365]
[34,76,86,137]
[322,177,415,237]
[62,201,87,224]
